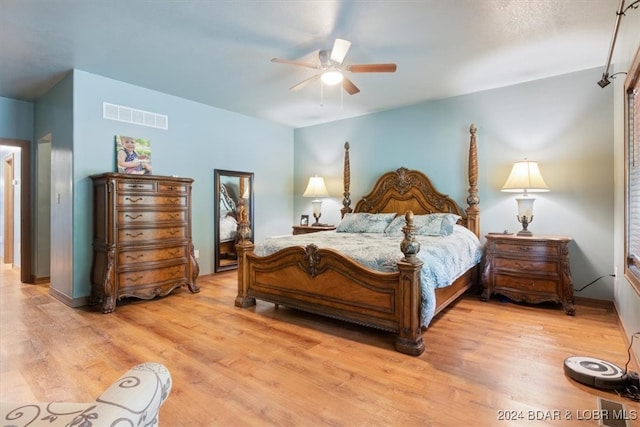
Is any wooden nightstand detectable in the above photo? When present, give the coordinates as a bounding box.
[481,234,575,315]
[292,225,336,235]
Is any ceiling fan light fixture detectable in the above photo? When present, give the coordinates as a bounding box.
[321,70,343,86]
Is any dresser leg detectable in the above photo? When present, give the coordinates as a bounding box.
[102,297,116,314]
[563,301,576,316]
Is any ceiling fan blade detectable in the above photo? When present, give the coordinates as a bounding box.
[347,63,397,73]
[271,58,318,69]
[342,76,360,95]
[290,74,321,91]
[330,38,351,64]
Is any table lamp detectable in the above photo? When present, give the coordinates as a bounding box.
[501,160,549,236]
[303,175,329,226]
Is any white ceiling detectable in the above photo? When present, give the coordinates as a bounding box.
[0,0,619,128]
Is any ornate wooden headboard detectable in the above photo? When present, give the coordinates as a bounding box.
[340,124,480,237]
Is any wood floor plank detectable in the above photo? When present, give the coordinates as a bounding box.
[1,263,638,426]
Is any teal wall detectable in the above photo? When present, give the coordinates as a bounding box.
[0,97,33,140]
[35,73,74,299]
[68,70,294,298]
[294,67,615,302]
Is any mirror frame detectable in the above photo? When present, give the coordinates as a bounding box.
[214,169,254,272]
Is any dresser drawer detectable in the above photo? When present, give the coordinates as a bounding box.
[117,181,156,192]
[118,210,186,224]
[494,257,559,275]
[118,245,187,265]
[494,241,559,257]
[118,263,187,288]
[158,182,188,193]
[118,194,187,207]
[494,273,559,294]
[118,226,187,243]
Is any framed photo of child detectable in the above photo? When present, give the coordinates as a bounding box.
[115,135,152,174]
[300,215,309,226]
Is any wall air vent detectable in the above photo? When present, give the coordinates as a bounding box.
[102,102,169,130]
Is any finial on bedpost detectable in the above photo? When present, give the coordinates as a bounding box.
[400,211,421,263]
[341,141,353,218]
[237,203,252,243]
[236,177,252,244]
[466,124,480,238]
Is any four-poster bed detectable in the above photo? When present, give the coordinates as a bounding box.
[235,124,481,356]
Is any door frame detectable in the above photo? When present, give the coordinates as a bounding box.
[3,153,14,264]
[0,138,32,283]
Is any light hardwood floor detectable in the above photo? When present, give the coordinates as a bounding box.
[1,263,638,426]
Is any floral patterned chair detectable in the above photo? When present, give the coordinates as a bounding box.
[0,362,171,427]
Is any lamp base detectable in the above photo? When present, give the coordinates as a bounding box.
[311,212,322,226]
[516,215,533,237]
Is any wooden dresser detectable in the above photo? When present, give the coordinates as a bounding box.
[90,173,200,313]
[481,234,575,315]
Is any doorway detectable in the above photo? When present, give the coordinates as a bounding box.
[3,153,14,264]
[0,139,32,283]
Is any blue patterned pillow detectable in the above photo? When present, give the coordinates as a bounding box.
[336,213,397,233]
[384,213,461,236]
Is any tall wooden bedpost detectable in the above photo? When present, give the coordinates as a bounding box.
[235,177,256,308]
[341,142,353,218]
[396,211,425,355]
[466,124,480,238]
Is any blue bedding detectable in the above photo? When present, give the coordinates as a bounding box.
[255,225,482,327]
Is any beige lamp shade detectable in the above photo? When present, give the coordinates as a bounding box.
[303,176,329,198]
[501,160,549,193]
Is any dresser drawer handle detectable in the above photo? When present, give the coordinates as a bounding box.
[127,275,144,283]
[125,232,144,238]
[168,185,176,191]
[518,247,531,251]
[125,197,144,203]
[125,214,143,220]
[169,198,180,204]
[127,184,145,189]
[514,262,533,270]
[168,249,181,256]
[168,230,179,236]
[169,213,180,219]
[125,254,144,260]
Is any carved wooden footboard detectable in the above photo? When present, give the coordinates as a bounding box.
[235,124,480,356]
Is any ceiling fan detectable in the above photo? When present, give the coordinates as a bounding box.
[271,38,397,95]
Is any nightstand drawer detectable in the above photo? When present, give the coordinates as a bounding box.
[494,274,559,294]
[494,257,558,275]
[494,242,559,257]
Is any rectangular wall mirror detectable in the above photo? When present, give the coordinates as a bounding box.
[214,169,254,272]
